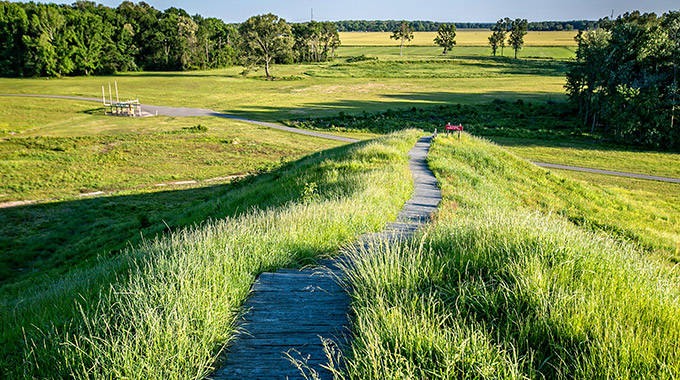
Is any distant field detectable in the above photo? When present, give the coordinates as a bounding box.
[335,45,577,59]
[339,30,579,46]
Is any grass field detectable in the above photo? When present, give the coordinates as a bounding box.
[0,130,421,379]
[339,30,579,46]
[0,98,347,202]
[0,56,569,123]
[493,137,680,179]
[342,134,680,379]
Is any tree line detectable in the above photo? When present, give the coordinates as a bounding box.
[332,20,597,32]
[0,1,340,77]
[566,11,680,150]
[0,1,241,76]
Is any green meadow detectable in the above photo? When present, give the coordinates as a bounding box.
[1,29,679,379]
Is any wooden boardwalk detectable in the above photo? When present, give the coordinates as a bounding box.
[211,136,441,380]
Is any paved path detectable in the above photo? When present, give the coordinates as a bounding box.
[210,136,441,380]
[532,162,680,184]
[0,94,359,143]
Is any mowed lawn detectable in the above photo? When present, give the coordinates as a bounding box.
[0,98,346,203]
[0,61,568,122]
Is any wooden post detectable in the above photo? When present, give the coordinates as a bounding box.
[115,81,120,103]
[108,83,113,114]
[102,86,107,115]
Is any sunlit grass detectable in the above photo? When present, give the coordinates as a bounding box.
[341,134,680,379]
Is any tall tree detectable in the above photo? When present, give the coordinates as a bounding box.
[22,4,74,76]
[434,23,456,54]
[488,18,509,56]
[68,8,109,75]
[238,13,293,78]
[662,11,680,133]
[0,2,28,76]
[390,20,414,56]
[320,22,340,60]
[500,17,510,56]
[509,18,528,59]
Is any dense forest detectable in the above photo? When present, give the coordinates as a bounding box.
[332,20,598,32]
[566,11,680,150]
[0,1,340,77]
[0,1,239,76]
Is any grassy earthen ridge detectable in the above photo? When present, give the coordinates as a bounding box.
[341,134,680,379]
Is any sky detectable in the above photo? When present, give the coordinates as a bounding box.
[23,0,680,23]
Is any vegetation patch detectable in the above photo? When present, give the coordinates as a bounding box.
[290,100,581,139]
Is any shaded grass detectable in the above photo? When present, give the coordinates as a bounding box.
[290,100,580,139]
[340,134,680,379]
[0,130,421,379]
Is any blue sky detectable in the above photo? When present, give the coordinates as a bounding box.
[25,0,680,23]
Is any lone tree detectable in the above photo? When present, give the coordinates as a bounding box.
[434,24,456,54]
[390,20,414,56]
[238,13,293,78]
[488,18,509,56]
[509,18,528,59]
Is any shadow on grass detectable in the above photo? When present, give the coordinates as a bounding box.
[0,143,353,295]
[218,90,565,122]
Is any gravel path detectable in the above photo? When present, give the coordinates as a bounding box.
[212,136,441,380]
[532,162,680,184]
[0,93,359,143]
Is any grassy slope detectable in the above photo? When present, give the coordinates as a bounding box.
[0,130,421,379]
[342,134,680,379]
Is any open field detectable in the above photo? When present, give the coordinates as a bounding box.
[336,45,577,59]
[0,56,569,123]
[343,134,680,379]
[493,137,680,179]
[0,98,346,202]
[0,130,421,379]
[339,30,579,46]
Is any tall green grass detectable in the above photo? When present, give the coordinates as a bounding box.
[1,130,421,379]
[340,134,680,379]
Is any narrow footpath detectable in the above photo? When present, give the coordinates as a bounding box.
[210,136,442,380]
